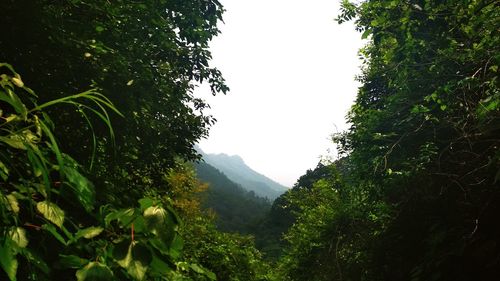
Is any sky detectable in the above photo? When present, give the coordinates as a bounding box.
[196,0,364,187]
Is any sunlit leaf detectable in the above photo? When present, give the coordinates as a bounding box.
[0,135,27,150]
[76,226,104,240]
[9,227,28,248]
[4,194,19,213]
[143,206,169,235]
[114,241,152,281]
[37,201,65,227]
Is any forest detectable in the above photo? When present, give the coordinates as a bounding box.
[1,0,499,280]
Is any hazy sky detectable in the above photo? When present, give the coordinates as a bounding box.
[196,0,364,187]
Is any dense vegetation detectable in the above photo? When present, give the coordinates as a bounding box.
[270,0,500,280]
[1,0,499,280]
[1,1,267,280]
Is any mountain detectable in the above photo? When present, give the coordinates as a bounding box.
[199,151,288,199]
[194,161,271,233]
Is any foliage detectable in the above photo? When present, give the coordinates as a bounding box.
[0,64,219,281]
[275,1,500,280]
[195,161,272,234]
[253,163,338,261]
[182,216,271,281]
[167,162,272,281]
[1,0,229,208]
[0,1,276,280]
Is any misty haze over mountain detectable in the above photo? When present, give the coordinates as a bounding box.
[196,148,288,199]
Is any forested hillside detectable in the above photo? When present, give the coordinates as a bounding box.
[201,152,288,199]
[1,0,499,281]
[194,161,271,233]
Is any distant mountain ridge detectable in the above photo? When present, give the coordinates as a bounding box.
[198,149,288,199]
[194,161,271,233]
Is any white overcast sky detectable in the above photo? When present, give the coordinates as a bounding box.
[196,0,364,187]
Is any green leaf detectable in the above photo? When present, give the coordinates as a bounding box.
[3,194,19,213]
[59,254,90,269]
[37,201,65,227]
[361,29,371,39]
[0,88,27,120]
[9,227,28,248]
[190,263,205,274]
[76,262,114,281]
[149,254,174,276]
[190,263,216,280]
[76,226,104,240]
[0,135,27,150]
[143,206,176,239]
[168,234,184,259]
[0,159,9,180]
[63,167,95,212]
[143,206,169,231]
[0,242,18,281]
[114,241,152,281]
[41,224,68,245]
[138,197,154,211]
[105,208,136,227]
[127,257,149,281]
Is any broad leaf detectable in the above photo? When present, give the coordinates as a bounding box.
[37,201,65,227]
[1,193,19,213]
[169,234,184,259]
[0,242,18,281]
[59,254,89,269]
[143,206,169,233]
[114,241,152,280]
[0,135,26,150]
[63,167,95,212]
[138,197,154,211]
[9,227,28,248]
[143,206,176,243]
[105,208,136,227]
[75,262,113,281]
[149,254,174,276]
[75,226,103,240]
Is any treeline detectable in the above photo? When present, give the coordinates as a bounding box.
[267,0,500,280]
[0,1,269,280]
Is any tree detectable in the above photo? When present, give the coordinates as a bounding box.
[276,1,499,280]
[1,0,229,206]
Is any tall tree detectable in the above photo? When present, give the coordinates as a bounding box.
[277,1,499,280]
[1,0,229,205]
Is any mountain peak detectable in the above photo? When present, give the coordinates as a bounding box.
[197,149,288,199]
[214,153,244,162]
